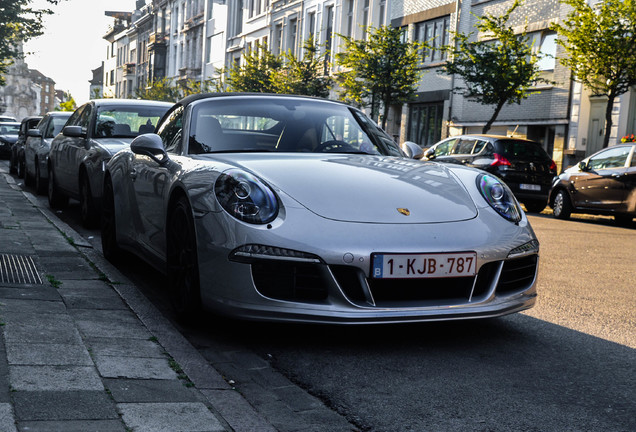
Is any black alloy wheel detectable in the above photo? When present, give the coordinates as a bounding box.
[24,163,34,187]
[552,190,572,220]
[167,196,202,321]
[47,165,68,209]
[17,156,25,179]
[614,214,634,228]
[9,153,17,174]
[101,177,122,262]
[79,175,99,228]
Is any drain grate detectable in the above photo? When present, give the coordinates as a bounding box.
[0,254,43,285]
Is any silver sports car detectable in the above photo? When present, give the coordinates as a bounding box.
[103,94,539,324]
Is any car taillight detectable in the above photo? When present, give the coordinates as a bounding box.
[549,160,557,171]
[491,153,511,167]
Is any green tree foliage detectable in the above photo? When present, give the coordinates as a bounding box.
[443,0,545,134]
[55,91,75,111]
[336,25,423,129]
[277,38,333,98]
[552,0,636,148]
[0,0,59,85]
[226,43,282,93]
[134,77,218,102]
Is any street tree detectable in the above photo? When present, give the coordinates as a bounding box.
[134,77,218,102]
[0,0,60,85]
[277,38,333,98]
[335,25,423,129]
[56,92,76,111]
[443,0,545,134]
[226,43,282,93]
[552,0,636,148]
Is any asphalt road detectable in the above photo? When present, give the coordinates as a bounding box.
[8,169,635,432]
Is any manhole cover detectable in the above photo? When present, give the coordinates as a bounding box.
[0,254,43,285]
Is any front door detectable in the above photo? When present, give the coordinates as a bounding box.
[587,99,607,157]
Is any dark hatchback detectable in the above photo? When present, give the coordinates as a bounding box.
[425,134,557,213]
[549,143,636,226]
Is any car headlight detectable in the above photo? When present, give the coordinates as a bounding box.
[214,169,278,224]
[476,173,522,223]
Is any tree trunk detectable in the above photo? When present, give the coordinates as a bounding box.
[382,97,390,130]
[603,92,616,149]
[482,100,507,134]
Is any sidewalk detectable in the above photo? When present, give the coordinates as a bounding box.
[0,166,276,431]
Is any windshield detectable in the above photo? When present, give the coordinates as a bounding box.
[0,124,20,135]
[94,105,168,138]
[188,97,402,156]
[497,139,551,161]
[47,115,72,138]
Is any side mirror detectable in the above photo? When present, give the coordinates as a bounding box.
[62,125,86,138]
[578,161,589,172]
[27,129,42,138]
[401,141,424,159]
[131,133,168,165]
[424,148,436,160]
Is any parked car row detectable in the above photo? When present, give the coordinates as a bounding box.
[6,93,632,324]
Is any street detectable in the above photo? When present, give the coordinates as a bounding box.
[4,164,635,432]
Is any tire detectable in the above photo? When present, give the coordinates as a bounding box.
[9,152,17,174]
[101,177,122,262]
[614,214,634,227]
[524,200,547,213]
[34,162,46,195]
[79,175,99,228]
[167,196,202,321]
[24,162,34,187]
[552,190,572,220]
[17,156,25,179]
[47,165,68,209]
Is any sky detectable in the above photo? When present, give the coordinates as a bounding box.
[24,0,139,105]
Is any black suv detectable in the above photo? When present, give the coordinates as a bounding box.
[425,135,557,213]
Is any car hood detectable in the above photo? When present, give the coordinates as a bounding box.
[0,135,18,144]
[93,137,134,155]
[212,154,478,223]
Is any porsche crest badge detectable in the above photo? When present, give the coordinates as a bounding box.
[397,208,410,216]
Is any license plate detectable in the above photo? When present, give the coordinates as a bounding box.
[519,183,541,191]
[372,252,477,279]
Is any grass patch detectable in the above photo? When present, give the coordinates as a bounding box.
[45,274,62,288]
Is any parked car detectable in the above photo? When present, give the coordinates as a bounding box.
[424,135,557,213]
[103,93,539,323]
[549,143,636,225]
[9,116,42,177]
[47,99,171,227]
[0,122,20,159]
[0,115,17,122]
[23,111,72,194]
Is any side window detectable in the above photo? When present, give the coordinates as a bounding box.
[38,117,49,134]
[77,105,93,130]
[66,107,84,127]
[453,139,476,155]
[434,139,455,156]
[588,146,630,170]
[472,140,488,154]
[158,106,184,154]
[631,149,636,167]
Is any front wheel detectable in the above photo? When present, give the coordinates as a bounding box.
[79,176,99,228]
[101,177,122,262]
[552,190,572,220]
[47,165,68,209]
[166,196,202,321]
[524,200,547,213]
[34,162,46,195]
[614,214,634,227]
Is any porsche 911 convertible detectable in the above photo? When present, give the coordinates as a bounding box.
[102,93,539,324]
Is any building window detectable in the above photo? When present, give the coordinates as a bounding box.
[324,5,334,73]
[307,11,316,41]
[233,0,243,35]
[408,102,444,148]
[362,0,370,40]
[274,23,283,54]
[345,0,353,37]
[288,17,298,56]
[416,16,450,64]
[378,0,386,26]
[531,31,557,71]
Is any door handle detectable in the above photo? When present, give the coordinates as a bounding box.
[129,169,137,180]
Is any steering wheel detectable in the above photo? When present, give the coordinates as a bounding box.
[314,140,357,153]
